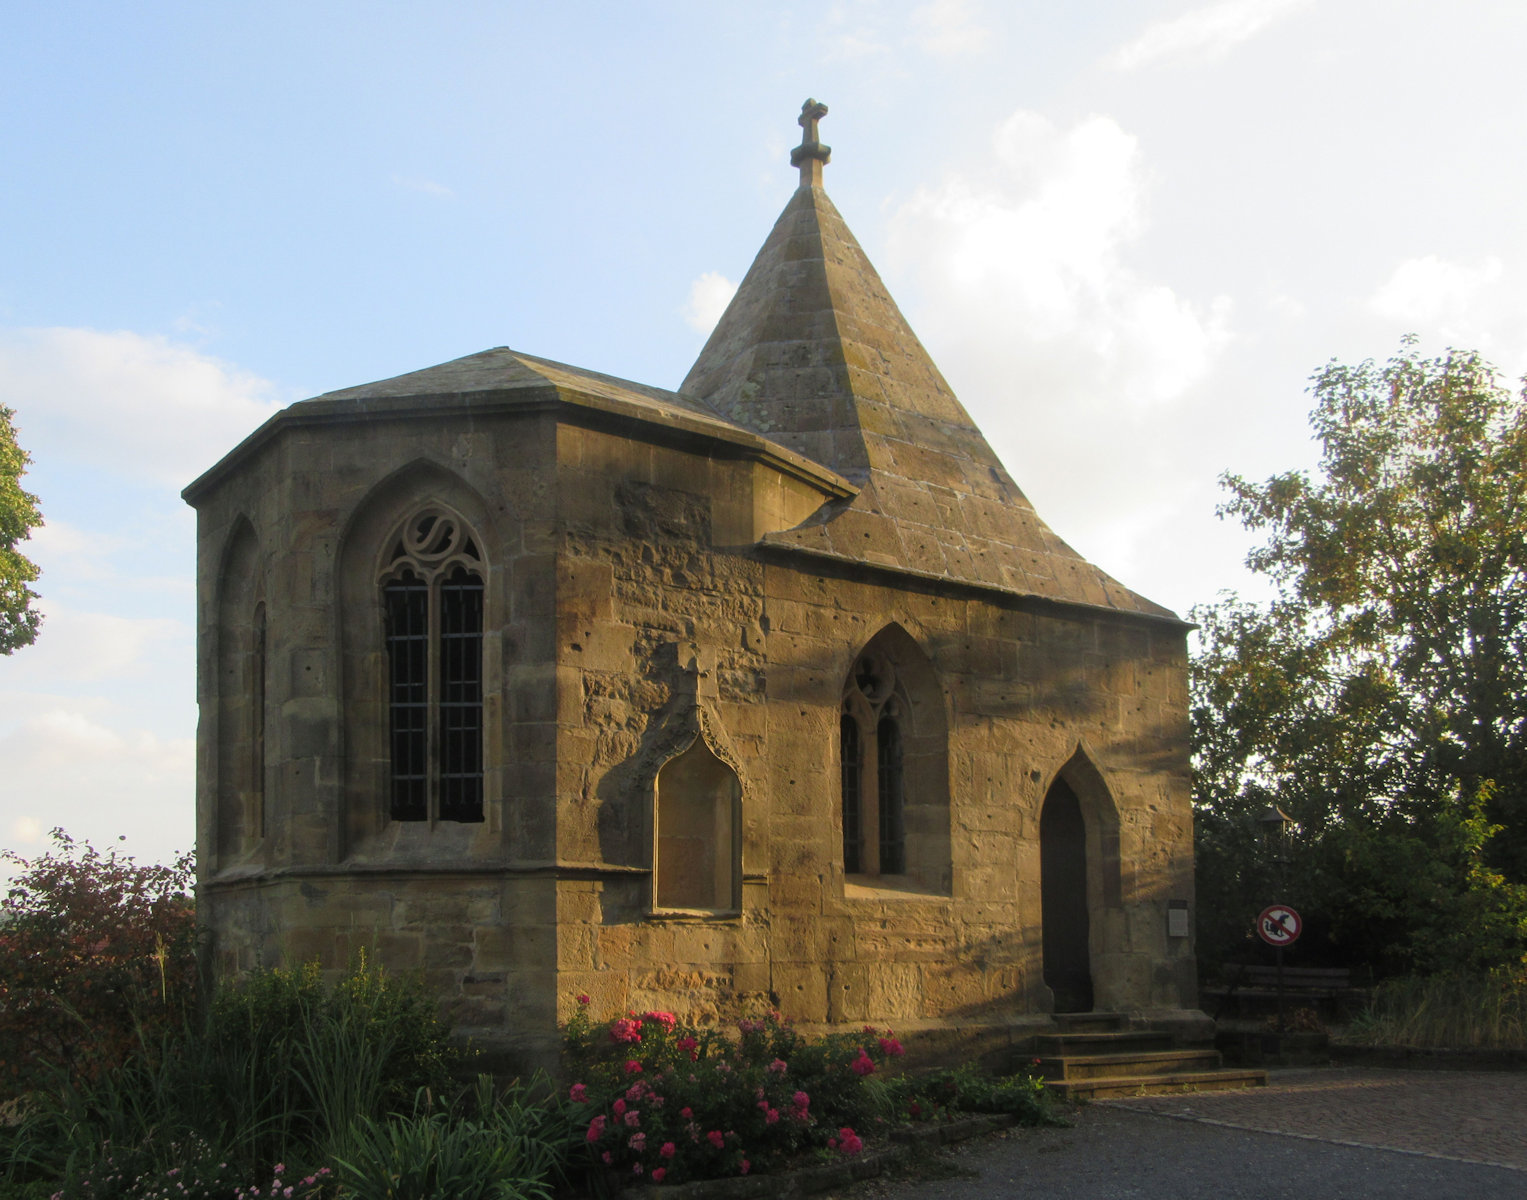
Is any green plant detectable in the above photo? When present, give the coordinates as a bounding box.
[880,1063,1056,1126]
[332,1077,565,1200]
[564,1002,912,1186]
[1345,968,1527,1049]
[0,830,195,1101]
[7,954,458,1193]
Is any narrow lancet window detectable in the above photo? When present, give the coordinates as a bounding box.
[876,714,904,873]
[840,715,862,874]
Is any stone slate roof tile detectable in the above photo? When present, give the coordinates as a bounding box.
[679,134,1176,620]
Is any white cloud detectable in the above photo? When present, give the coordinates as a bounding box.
[0,706,194,873]
[1105,0,1313,71]
[1368,254,1505,333]
[682,271,739,334]
[887,109,1231,410]
[0,327,287,488]
[0,600,186,686]
[908,0,989,57]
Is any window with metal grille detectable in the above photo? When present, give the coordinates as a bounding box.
[380,511,484,823]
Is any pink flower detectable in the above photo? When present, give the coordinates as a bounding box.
[577,993,591,1005]
[644,1010,677,1031]
[629,1132,647,1152]
[569,1083,588,1103]
[676,1035,698,1053]
[610,1017,643,1043]
[707,1130,725,1149]
[879,1036,904,1057]
[740,1159,751,1175]
[767,1058,788,1074]
[625,1059,644,1074]
[632,1162,644,1176]
[651,1167,667,1183]
[624,1110,642,1128]
[765,1107,780,1125]
[660,1142,676,1159]
[680,1107,693,1119]
[586,1114,607,1143]
[837,1127,863,1155]
[626,1081,648,1102]
[850,1050,875,1076]
[602,1151,613,1164]
[792,1090,810,1111]
[613,1098,627,1116]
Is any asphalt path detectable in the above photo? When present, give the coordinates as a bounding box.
[867,1068,1527,1200]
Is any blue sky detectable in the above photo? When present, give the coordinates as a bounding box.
[4,0,1527,874]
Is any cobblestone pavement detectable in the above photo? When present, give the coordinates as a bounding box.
[1109,1066,1527,1171]
[862,1067,1527,1200]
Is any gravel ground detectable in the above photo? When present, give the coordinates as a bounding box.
[852,1067,1527,1200]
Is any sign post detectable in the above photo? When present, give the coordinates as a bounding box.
[1256,905,1302,1038]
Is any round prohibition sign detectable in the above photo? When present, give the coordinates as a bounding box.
[1257,905,1302,947]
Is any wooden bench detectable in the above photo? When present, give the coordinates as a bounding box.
[1204,964,1356,1021]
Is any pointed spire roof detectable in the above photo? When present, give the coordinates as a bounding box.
[681,101,1174,619]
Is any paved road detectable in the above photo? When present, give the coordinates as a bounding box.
[869,1068,1527,1200]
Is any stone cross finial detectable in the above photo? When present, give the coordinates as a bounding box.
[790,97,831,187]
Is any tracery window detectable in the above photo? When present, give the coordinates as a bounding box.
[841,650,907,875]
[380,509,484,823]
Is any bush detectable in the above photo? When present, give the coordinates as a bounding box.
[0,830,195,1100]
[1344,968,1527,1049]
[565,1003,915,1187]
[8,954,459,1194]
[332,1075,570,1200]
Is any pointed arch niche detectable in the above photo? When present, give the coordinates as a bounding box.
[652,733,742,914]
[839,624,950,894]
[213,516,266,870]
[336,460,503,859]
[1038,747,1124,1013]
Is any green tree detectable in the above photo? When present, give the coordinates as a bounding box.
[0,404,43,653]
[1192,342,1527,973]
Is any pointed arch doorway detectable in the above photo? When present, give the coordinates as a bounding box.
[1040,777,1094,1012]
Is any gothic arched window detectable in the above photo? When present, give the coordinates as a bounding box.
[380,509,484,823]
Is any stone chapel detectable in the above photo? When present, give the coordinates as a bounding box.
[184,101,1203,1068]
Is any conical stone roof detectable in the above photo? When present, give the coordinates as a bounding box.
[681,101,1173,619]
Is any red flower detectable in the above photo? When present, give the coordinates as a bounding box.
[660,1142,676,1159]
[610,1017,643,1044]
[680,1107,693,1119]
[740,1159,751,1175]
[837,1127,863,1155]
[651,1167,667,1183]
[850,1050,875,1076]
[644,1010,677,1031]
[613,1098,627,1116]
[878,1036,904,1057]
[586,1115,607,1143]
[577,993,591,1005]
[707,1130,725,1149]
[676,1035,698,1053]
[569,1083,588,1103]
[625,1059,644,1074]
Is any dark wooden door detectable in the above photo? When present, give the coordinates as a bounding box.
[1040,779,1093,1012]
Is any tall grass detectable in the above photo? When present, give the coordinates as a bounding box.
[6,955,460,1193]
[1349,968,1527,1049]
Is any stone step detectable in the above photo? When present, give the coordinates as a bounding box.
[1052,1010,1131,1033]
[1033,1029,1175,1056]
[1040,1048,1226,1081]
[1046,1067,1269,1101]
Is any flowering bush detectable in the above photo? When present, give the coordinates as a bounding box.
[564,1003,906,1185]
[0,830,195,1100]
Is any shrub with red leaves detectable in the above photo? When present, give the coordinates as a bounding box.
[0,828,195,1098]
